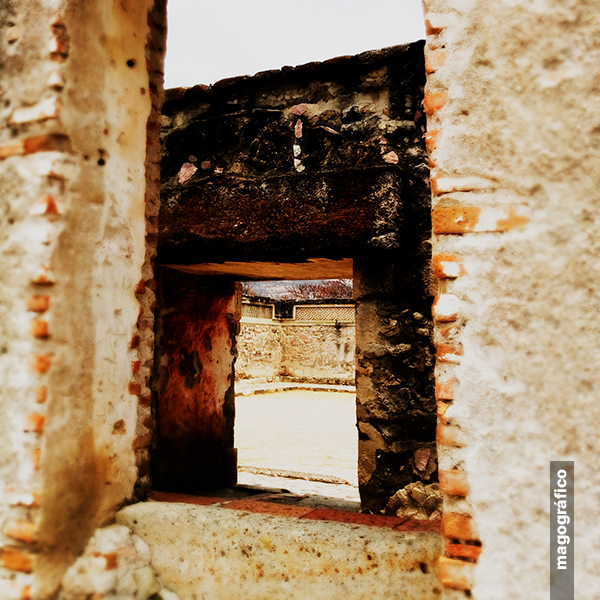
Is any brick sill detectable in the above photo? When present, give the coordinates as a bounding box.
[149,491,441,533]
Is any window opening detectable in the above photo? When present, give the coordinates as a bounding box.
[234,279,358,502]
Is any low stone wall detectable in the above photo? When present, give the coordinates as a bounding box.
[236,303,355,385]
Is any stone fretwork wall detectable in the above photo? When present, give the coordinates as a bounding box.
[237,300,355,384]
[0,1,166,598]
[422,0,600,597]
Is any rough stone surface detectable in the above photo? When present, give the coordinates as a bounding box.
[354,256,436,513]
[0,0,165,597]
[116,501,443,600]
[158,43,433,515]
[57,525,177,600]
[159,43,428,265]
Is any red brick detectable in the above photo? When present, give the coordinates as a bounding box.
[437,424,466,448]
[128,382,142,395]
[435,342,462,364]
[436,378,458,400]
[5,486,40,508]
[437,400,451,419]
[30,319,49,339]
[438,556,476,590]
[496,206,531,230]
[30,355,53,373]
[439,470,470,497]
[301,508,405,529]
[149,491,227,505]
[393,519,441,533]
[27,296,50,313]
[36,387,47,404]
[131,360,141,373]
[423,91,448,115]
[437,322,460,340]
[432,294,460,322]
[442,513,479,542]
[31,267,55,285]
[432,206,482,234]
[4,520,36,544]
[24,413,45,433]
[0,140,26,159]
[49,37,69,58]
[425,49,447,74]
[23,134,71,155]
[432,254,466,279]
[445,543,482,561]
[130,335,140,349]
[29,194,61,216]
[31,449,41,470]
[0,546,37,573]
[424,18,443,36]
[425,129,440,154]
[104,552,118,570]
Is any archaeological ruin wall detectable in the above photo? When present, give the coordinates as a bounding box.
[236,298,355,385]
[155,42,436,512]
[1,2,599,599]
[0,0,166,597]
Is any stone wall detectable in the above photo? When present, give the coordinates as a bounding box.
[159,41,433,517]
[236,322,355,385]
[2,3,600,599]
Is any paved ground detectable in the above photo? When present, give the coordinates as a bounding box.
[235,386,359,500]
[235,380,356,396]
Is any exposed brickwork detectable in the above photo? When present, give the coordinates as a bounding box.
[422,2,485,591]
[130,0,167,500]
[438,469,469,497]
[1,0,167,594]
[438,556,476,590]
[0,4,70,590]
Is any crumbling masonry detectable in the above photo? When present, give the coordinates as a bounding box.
[1,1,600,599]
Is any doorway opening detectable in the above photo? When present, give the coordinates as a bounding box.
[235,278,358,502]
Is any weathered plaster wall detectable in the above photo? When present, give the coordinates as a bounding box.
[0,1,165,598]
[236,322,355,384]
[423,0,600,595]
[152,268,240,494]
